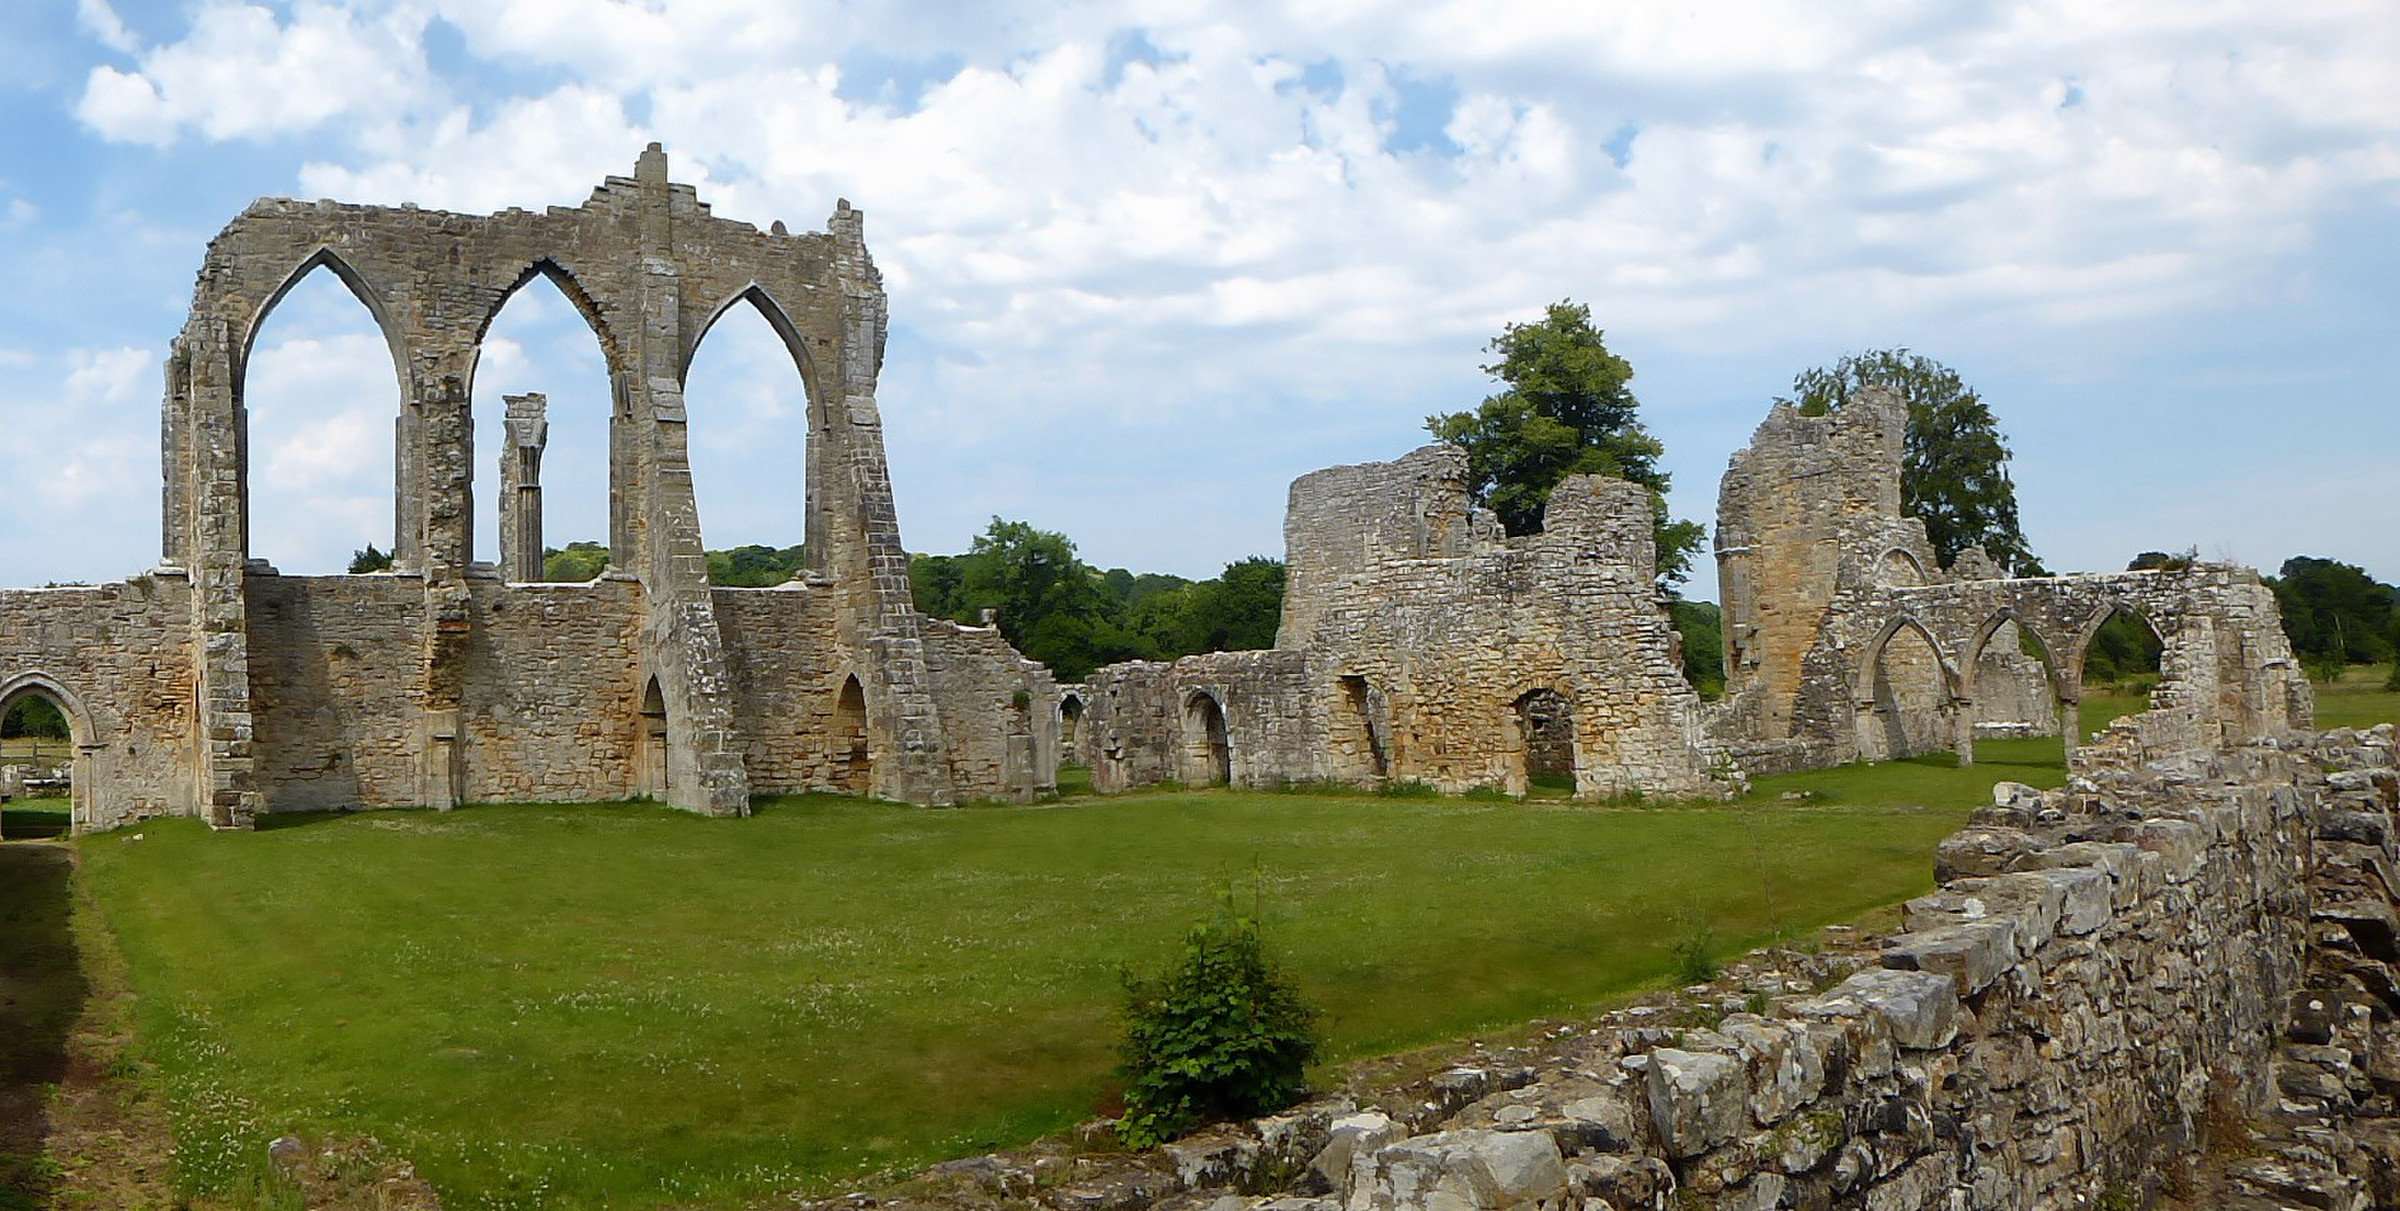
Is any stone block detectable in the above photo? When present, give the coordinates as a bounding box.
[1796,968,1959,1050]
[1644,1048,1751,1158]
[1349,1129,1568,1211]
[1880,919,2017,996]
[2025,867,2114,935]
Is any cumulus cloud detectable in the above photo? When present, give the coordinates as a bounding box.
[77,1,436,146]
[36,0,2400,582]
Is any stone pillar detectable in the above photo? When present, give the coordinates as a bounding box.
[626,143,750,816]
[498,392,549,580]
[1953,697,1975,767]
[825,197,955,805]
[172,321,261,828]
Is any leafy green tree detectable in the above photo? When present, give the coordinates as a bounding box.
[1783,349,2041,577]
[2267,556,2398,672]
[1,695,69,740]
[542,541,608,582]
[347,544,394,573]
[708,543,807,587]
[1671,600,1724,699]
[1427,300,1704,587]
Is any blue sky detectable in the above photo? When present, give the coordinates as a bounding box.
[1,0,2395,601]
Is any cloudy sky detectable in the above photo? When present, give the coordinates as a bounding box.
[1,0,2394,600]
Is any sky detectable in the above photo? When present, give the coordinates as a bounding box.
[0,0,2394,602]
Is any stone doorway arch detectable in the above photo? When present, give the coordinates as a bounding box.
[0,674,96,833]
[1182,691,1231,787]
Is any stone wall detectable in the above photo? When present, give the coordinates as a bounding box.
[1713,390,2310,776]
[1083,447,1739,801]
[0,576,198,830]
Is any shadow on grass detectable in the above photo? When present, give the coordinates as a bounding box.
[0,845,86,1210]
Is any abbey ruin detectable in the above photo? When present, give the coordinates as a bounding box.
[0,146,1061,832]
[5,149,2396,1209]
[0,147,2319,832]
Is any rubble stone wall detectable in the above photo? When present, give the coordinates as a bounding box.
[1714,389,2310,776]
[1083,447,1738,800]
[874,726,2398,1211]
[0,578,198,830]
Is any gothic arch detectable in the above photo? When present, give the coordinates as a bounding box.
[684,283,824,396]
[234,247,411,388]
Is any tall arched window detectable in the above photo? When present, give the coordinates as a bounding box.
[241,261,405,574]
[685,293,813,581]
[472,267,613,580]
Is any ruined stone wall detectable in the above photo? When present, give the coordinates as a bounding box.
[244,575,427,813]
[458,579,648,804]
[712,585,849,795]
[1971,622,2062,740]
[1081,652,1316,793]
[919,618,1062,802]
[1084,447,1737,800]
[0,578,197,831]
[1713,389,2310,776]
[823,726,2400,1211]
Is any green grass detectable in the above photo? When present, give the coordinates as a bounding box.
[1,797,70,841]
[2313,663,2400,732]
[70,738,2078,1209]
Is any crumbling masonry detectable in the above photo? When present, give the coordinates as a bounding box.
[0,147,1057,831]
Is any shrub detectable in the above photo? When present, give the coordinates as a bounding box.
[1116,902,1320,1148]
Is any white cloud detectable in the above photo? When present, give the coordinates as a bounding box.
[76,0,140,54]
[25,0,2400,585]
[77,1,436,146]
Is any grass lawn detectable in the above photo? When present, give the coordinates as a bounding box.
[0,797,69,841]
[67,740,2071,1211]
[2311,663,2400,732]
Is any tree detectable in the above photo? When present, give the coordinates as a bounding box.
[2267,556,2398,673]
[1427,301,1704,587]
[347,544,394,573]
[543,541,608,582]
[1,695,69,741]
[1782,349,2042,577]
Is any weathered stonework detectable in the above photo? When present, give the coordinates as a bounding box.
[1082,446,1740,800]
[0,147,1055,831]
[1713,388,2312,775]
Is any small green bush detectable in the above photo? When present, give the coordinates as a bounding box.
[1116,903,1320,1149]
[1375,779,1440,799]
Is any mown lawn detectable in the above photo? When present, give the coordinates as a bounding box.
[71,744,2063,1211]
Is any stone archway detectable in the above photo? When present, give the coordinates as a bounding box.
[1857,618,1957,763]
[0,674,96,833]
[832,675,871,794]
[1182,691,1231,787]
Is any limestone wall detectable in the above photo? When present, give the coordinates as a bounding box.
[1084,447,1738,800]
[0,576,198,831]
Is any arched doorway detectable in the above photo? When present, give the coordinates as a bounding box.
[2078,605,2165,740]
[1,677,90,836]
[1860,620,1954,762]
[1059,693,1086,752]
[832,675,871,794]
[1966,614,2070,771]
[1338,675,1389,780]
[635,678,669,799]
[1182,692,1231,787]
[1514,688,1575,796]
